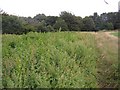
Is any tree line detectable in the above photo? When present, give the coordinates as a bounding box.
[1,11,120,34]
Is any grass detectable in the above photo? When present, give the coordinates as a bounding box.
[111,31,120,37]
[94,32,118,88]
[2,31,118,88]
[2,32,99,88]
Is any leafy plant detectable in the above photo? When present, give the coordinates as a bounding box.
[2,32,98,88]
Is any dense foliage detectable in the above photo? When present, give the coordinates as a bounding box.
[2,32,98,88]
[1,11,120,34]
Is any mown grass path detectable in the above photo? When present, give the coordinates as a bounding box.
[110,31,120,38]
[92,31,119,88]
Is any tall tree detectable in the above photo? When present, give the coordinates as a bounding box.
[36,20,47,32]
[53,18,68,31]
[82,17,95,31]
[45,16,58,26]
[2,14,24,34]
[60,11,82,31]
[33,14,46,22]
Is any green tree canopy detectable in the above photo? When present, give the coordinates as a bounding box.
[53,18,68,31]
[82,17,95,31]
[2,14,23,34]
[60,11,83,31]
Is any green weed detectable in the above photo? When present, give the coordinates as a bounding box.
[2,32,98,88]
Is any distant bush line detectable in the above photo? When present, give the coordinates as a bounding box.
[1,11,120,34]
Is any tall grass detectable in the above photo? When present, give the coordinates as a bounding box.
[2,32,98,88]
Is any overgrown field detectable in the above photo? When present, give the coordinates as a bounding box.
[2,32,99,88]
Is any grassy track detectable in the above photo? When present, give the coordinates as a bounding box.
[2,32,98,88]
[110,31,120,37]
[94,32,118,88]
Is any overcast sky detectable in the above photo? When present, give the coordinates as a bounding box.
[0,0,119,18]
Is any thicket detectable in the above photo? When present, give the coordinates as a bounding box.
[1,11,120,34]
